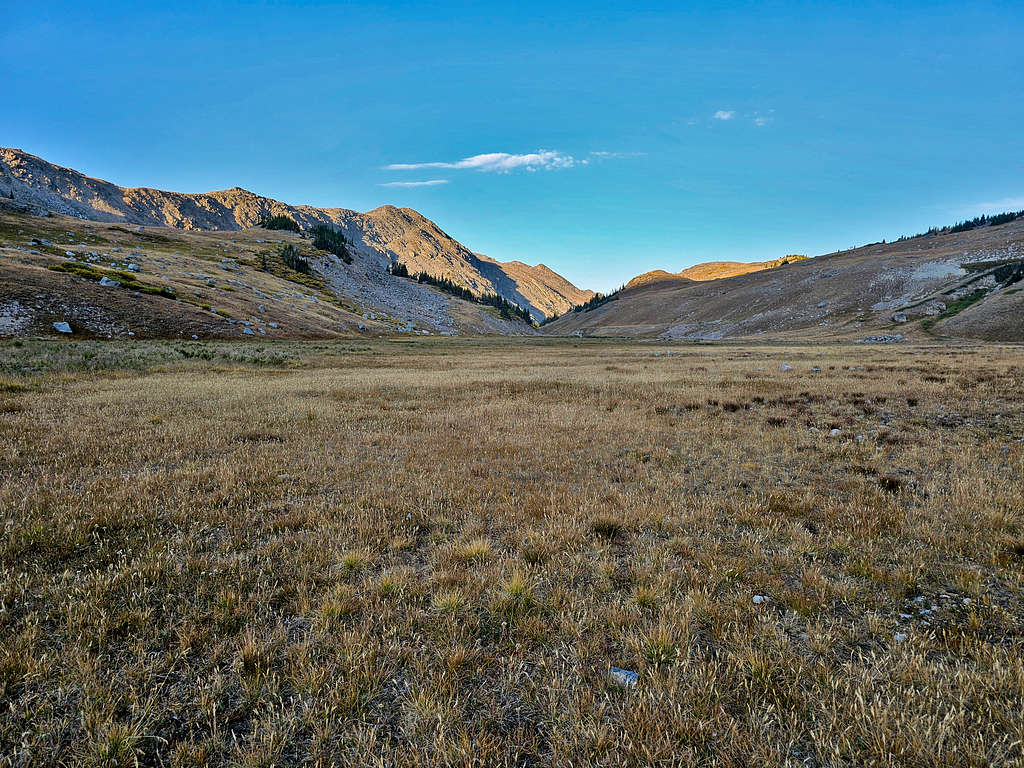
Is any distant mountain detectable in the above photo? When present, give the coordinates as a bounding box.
[625,255,808,289]
[0,148,593,319]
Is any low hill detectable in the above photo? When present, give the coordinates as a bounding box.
[546,219,1024,342]
[0,148,593,320]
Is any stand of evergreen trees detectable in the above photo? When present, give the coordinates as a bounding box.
[280,244,311,274]
[388,261,533,324]
[572,288,622,313]
[896,209,1024,242]
[258,214,300,232]
[310,224,352,264]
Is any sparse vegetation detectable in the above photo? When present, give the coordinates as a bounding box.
[921,289,989,332]
[0,339,1021,766]
[48,260,176,298]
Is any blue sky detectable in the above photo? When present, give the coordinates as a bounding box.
[2,1,1022,292]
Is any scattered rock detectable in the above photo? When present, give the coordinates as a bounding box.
[98,276,120,287]
[609,667,638,688]
[53,321,72,334]
[779,365,793,372]
[242,327,255,335]
[891,312,908,323]
[856,334,904,344]
[829,428,841,437]
[752,595,770,605]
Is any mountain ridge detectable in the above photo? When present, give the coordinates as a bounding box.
[0,147,594,319]
[625,255,809,290]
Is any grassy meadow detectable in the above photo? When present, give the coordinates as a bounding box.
[1,337,1022,767]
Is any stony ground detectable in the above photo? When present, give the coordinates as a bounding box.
[0,338,1022,767]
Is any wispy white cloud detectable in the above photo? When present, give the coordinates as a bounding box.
[386,150,578,174]
[713,110,736,121]
[753,116,771,127]
[378,179,449,188]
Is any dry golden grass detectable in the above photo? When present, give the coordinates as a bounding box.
[1,338,1023,766]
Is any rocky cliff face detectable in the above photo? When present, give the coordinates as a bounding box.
[0,148,593,318]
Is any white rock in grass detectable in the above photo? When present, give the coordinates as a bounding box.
[829,428,841,437]
[53,321,72,333]
[242,327,255,335]
[780,364,793,372]
[609,667,638,687]
[893,633,907,643]
[752,595,770,605]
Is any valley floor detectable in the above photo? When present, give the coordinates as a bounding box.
[1,338,1023,766]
